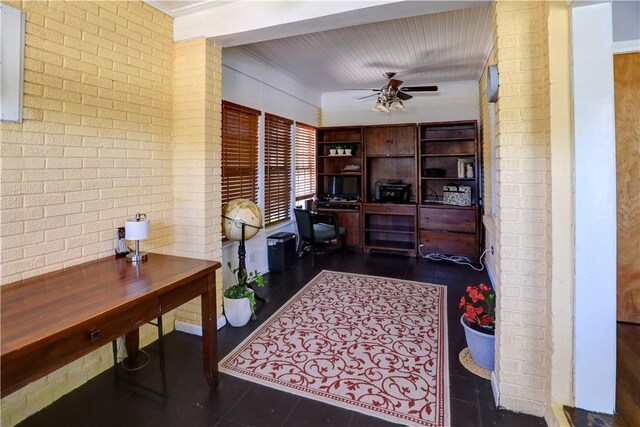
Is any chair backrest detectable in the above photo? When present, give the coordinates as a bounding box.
[293,208,314,242]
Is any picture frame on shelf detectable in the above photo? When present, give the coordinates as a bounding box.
[457,159,474,178]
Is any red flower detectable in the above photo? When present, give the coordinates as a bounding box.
[467,286,485,303]
[460,283,495,330]
[479,315,494,327]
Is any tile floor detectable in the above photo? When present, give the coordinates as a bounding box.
[17,251,546,427]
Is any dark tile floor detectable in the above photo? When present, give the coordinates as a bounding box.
[18,251,546,427]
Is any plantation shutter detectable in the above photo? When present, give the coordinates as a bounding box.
[221,101,260,209]
[264,113,293,226]
[294,123,316,201]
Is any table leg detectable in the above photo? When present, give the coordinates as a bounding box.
[201,271,219,388]
[124,329,140,363]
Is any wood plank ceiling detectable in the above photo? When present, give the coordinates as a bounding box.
[148,1,494,92]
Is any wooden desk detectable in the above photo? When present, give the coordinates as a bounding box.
[1,253,221,397]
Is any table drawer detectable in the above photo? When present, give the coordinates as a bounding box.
[1,298,159,395]
[420,230,477,258]
[363,203,416,215]
[419,207,476,233]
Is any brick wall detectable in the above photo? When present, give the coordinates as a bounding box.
[490,0,552,416]
[0,2,175,425]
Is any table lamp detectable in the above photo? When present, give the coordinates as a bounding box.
[125,213,149,262]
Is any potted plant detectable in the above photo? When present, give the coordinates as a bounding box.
[329,145,337,156]
[344,144,353,156]
[336,144,345,155]
[459,283,495,370]
[223,261,264,327]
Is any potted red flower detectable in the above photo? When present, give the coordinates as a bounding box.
[459,284,495,370]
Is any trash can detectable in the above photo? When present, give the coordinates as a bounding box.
[267,232,296,273]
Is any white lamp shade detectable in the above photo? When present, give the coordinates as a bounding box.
[125,216,150,240]
[372,100,388,112]
[389,99,405,112]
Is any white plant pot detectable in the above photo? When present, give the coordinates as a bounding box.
[337,149,345,155]
[329,149,337,155]
[344,149,352,155]
[224,294,252,327]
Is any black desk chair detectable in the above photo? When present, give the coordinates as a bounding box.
[294,208,345,263]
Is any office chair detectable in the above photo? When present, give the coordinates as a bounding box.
[293,208,345,263]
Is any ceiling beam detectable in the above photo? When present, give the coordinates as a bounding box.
[172,0,487,46]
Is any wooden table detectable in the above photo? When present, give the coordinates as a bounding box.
[1,253,221,397]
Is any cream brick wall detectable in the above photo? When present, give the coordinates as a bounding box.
[171,38,224,323]
[489,0,552,416]
[0,2,174,425]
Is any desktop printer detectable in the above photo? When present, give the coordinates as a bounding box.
[375,180,410,203]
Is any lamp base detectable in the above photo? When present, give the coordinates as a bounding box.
[126,251,148,262]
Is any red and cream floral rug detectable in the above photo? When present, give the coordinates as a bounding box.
[219,270,449,427]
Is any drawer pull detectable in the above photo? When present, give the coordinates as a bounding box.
[89,329,101,342]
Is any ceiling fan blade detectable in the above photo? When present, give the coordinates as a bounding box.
[396,92,412,101]
[388,79,403,89]
[345,88,379,91]
[357,93,379,100]
[400,86,438,92]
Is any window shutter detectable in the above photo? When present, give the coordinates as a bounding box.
[264,113,293,226]
[221,101,260,209]
[294,123,316,201]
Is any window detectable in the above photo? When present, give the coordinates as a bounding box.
[264,113,293,226]
[221,101,260,210]
[294,123,316,201]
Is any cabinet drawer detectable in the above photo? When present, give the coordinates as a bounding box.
[419,207,476,233]
[420,230,477,258]
[1,298,159,394]
[364,203,416,215]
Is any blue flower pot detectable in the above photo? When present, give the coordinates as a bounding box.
[461,316,495,371]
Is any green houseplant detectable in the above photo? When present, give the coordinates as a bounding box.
[223,261,264,326]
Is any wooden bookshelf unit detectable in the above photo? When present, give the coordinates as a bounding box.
[314,120,481,258]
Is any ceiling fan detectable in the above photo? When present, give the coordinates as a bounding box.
[351,72,438,112]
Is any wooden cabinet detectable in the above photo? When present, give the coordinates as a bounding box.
[316,127,364,251]
[418,121,481,258]
[363,203,416,255]
[316,126,364,202]
[418,206,479,258]
[365,125,416,156]
[314,120,482,258]
[365,124,417,203]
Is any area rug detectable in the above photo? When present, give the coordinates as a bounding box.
[219,270,449,427]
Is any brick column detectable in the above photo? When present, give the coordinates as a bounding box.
[173,38,224,322]
[492,0,551,416]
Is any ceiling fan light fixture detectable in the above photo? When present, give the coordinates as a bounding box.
[389,98,405,112]
[372,98,389,112]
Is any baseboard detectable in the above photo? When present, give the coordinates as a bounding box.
[551,402,572,427]
[491,371,500,408]
[174,316,226,336]
[613,39,640,54]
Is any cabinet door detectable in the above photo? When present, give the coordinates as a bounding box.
[389,125,416,155]
[365,127,390,156]
[335,210,362,250]
[365,126,416,156]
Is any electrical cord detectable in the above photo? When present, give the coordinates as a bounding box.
[418,244,490,272]
[114,337,151,371]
